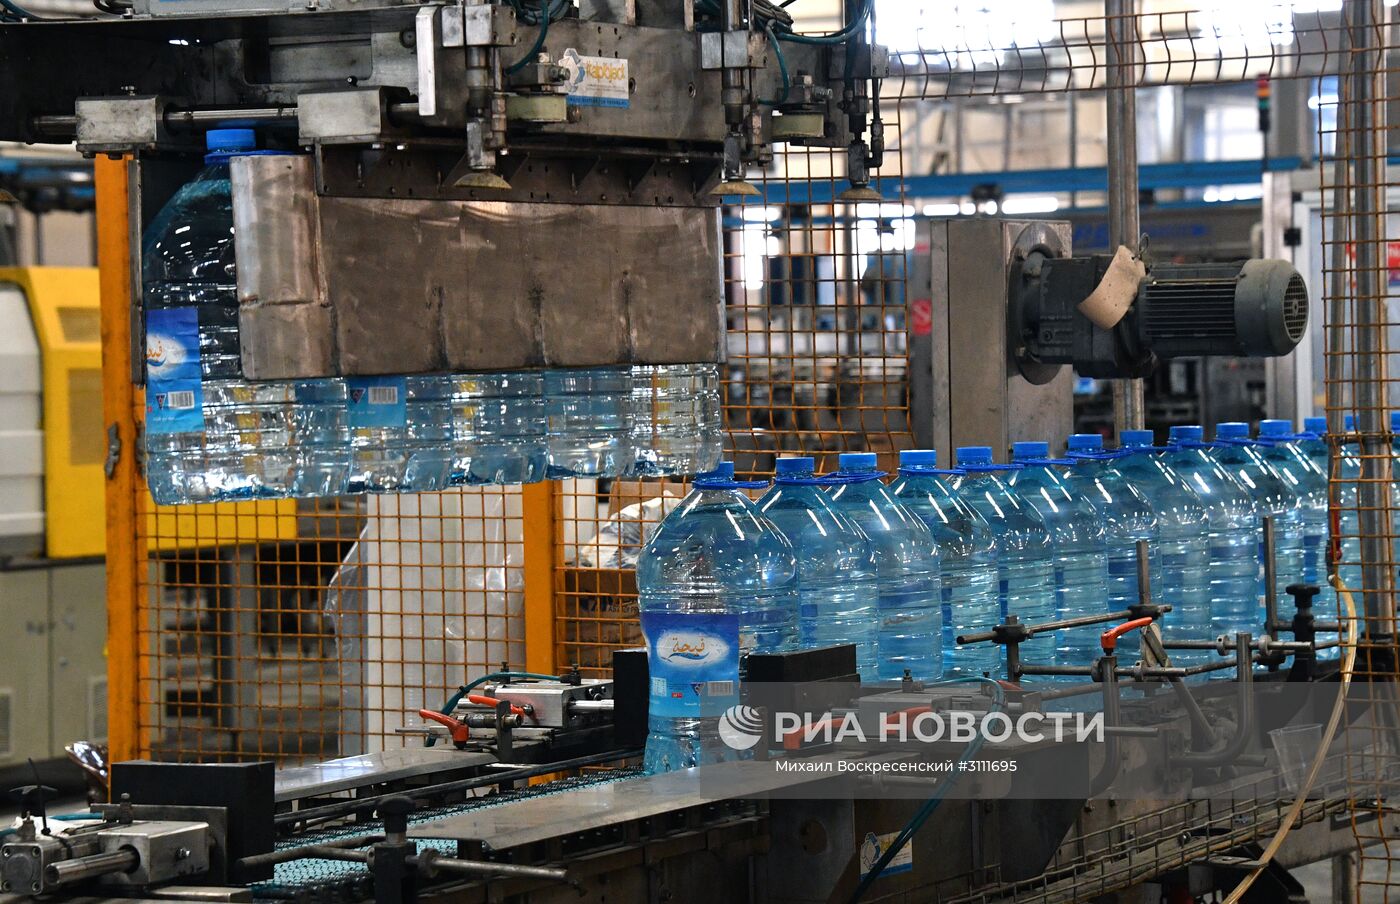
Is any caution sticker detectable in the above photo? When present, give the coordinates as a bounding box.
[859,831,914,879]
[559,48,630,108]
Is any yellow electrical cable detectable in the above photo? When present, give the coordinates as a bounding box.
[1220,578,1360,904]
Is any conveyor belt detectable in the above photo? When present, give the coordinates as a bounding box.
[253,769,638,899]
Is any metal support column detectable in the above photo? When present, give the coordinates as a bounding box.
[1343,0,1395,635]
[522,482,558,675]
[96,155,142,763]
[1106,0,1145,435]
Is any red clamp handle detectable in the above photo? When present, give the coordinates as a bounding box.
[419,709,470,747]
[463,694,530,719]
[1100,617,1154,655]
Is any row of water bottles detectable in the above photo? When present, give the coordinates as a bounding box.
[638,422,1345,772]
[140,129,722,505]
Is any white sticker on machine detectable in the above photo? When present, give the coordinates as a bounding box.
[858,831,913,878]
[559,48,630,108]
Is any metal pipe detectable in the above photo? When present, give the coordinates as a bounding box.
[1034,681,1105,701]
[237,835,383,869]
[45,849,139,887]
[1106,0,1144,434]
[958,603,1171,645]
[1023,654,1255,678]
[1170,634,1256,767]
[414,852,570,882]
[1161,638,1312,654]
[1343,0,1396,637]
[165,106,298,128]
[1262,516,1279,633]
[1089,655,1123,795]
[569,699,615,713]
[29,105,299,142]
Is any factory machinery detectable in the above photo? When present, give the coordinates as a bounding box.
[0,571,1376,904]
[0,0,1371,901]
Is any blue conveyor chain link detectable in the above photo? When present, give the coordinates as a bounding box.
[251,768,639,898]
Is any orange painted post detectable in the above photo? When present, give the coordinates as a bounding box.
[521,482,558,676]
[95,155,142,762]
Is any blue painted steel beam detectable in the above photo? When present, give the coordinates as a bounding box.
[725,156,1308,205]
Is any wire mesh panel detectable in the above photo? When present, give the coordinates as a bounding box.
[134,479,527,763]
[1315,3,1400,898]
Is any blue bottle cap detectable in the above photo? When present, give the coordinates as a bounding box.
[1214,422,1250,441]
[1012,441,1049,460]
[1345,413,1355,431]
[838,452,878,470]
[1169,425,1204,443]
[899,449,938,467]
[775,456,815,476]
[1392,412,1400,433]
[1258,419,1292,438]
[1303,416,1327,434]
[1066,433,1103,452]
[956,446,993,466]
[205,128,257,154]
[700,461,735,481]
[1120,429,1155,448]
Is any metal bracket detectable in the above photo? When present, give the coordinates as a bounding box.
[452,4,518,47]
[700,30,768,69]
[104,423,121,479]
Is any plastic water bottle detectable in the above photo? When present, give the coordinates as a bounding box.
[638,462,798,773]
[1064,434,1158,610]
[952,446,1058,675]
[1164,426,1261,638]
[344,376,408,493]
[1116,430,1212,668]
[451,372,548,485]
[190,382,295,500]
[1294,417,1349,654]
[758,457,879,676]
[545,367,634,478]
[1335,415,1363,606]
[827,453,941,682]
[290,380,350,497]
[890,450,1001,679]
[1392,411,1400,606]
[1254,419,1336,657]
[1208,422,1306,623]
[142,129,307,502]
[629,364,724,476]
[1006,442,1110,672]
[1295,417,1329,474]
[142,128,249,382]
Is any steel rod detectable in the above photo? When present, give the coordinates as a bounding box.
[1262,516,1279,633]
[238,835,383,869]
[958,603,1171,645]
[45,849,139,887]
[1342,0,1396,636]
[1106,0,1145,434]
[415,853,570,882]
[1170,634,1256,767]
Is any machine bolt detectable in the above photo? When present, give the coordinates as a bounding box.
[3,848,10,857]
[176,847,191,860]
[30,883,38,892]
